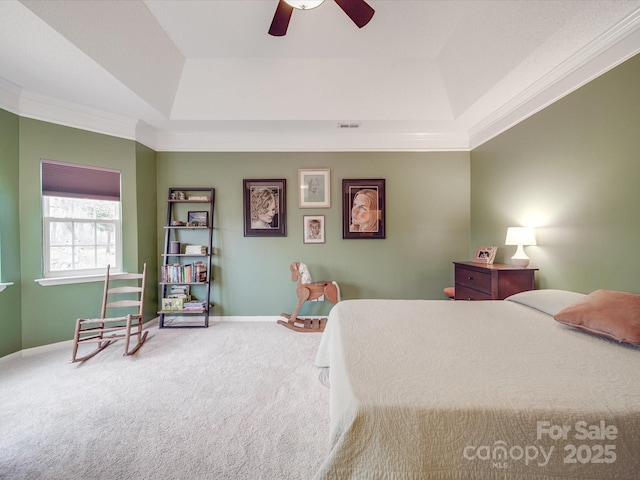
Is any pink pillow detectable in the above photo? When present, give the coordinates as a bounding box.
[553,289,640,345]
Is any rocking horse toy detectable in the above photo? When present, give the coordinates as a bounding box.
[277,261,340,332]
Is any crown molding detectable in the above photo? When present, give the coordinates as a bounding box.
[469,8,640,149]
[151,130,470,152]
[0,83,468,150]
[0,82,138,141]
[0,77,22,115]
[18,91,139,140]
[2,9,638,153]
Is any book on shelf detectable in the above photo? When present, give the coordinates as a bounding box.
[184,245,207,255]
[161,263,208,283]
[195,262,207,282]
[170,284,190,296]
[183,300,206,311]
[167,294,191,301]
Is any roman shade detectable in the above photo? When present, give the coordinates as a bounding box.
[41,160,120,201]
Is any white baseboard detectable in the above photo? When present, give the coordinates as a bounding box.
[214,316,280,322]
[0,315,301,363]
[0,339,72,364]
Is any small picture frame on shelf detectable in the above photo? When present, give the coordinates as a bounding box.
[187,211,208,227]
[473,246,497,264]
[303,215,325,244]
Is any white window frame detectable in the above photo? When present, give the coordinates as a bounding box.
[42,214,121,278]
[40,160,122,280]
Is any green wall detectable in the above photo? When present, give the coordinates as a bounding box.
[157,152,471,316]
[470,53,640,293]
[4,52,639,355]
[0,109,22,356]
[135,142,160,315]
[2,115,469,354]
[14,118,158,351]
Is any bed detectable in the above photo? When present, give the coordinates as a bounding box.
[313,290,640,479]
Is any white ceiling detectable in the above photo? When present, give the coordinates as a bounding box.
[1,0,639,152]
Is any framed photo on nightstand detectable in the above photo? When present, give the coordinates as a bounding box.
[473,246,497,264]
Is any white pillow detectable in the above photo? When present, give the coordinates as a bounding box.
[505,289,586,316]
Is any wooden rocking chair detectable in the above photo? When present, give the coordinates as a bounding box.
[277,261,339,332]
[72,263,148,362]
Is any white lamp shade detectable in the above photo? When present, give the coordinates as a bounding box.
[505,227,536,267]
[505,227,536,246]
[284,0,325,9]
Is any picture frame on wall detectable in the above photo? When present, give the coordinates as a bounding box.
[473,246,497,264]
[342,178,386,239]
[298,168,330,208]
[243,179,287,237]
[303,215,325,244]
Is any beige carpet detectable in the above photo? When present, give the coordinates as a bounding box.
[0,321,329,479]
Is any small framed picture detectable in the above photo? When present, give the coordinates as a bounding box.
[187,211,208,227]
[474,246,497,264]
[243,179,287,237]
[342,178,386,239]
[303,215,325,244]
[298,168,330,208]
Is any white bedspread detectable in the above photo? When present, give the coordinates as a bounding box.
[314,298,640,479]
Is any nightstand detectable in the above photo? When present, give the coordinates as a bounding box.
[453,261,538,300]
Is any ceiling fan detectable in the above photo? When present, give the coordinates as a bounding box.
[268,0,375,37]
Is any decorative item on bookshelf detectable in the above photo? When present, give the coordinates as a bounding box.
[162,298,184,311]
[187,211,208,227]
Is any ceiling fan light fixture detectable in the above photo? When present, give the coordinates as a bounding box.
[283,0,325,9]
[269,0,373,36]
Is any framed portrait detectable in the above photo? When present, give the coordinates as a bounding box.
[342,178,386,239]
[303,215,325,244]
[243,179,287,237]
[474,246,497,264]
[187,211,208,227]
[298,168,330,208]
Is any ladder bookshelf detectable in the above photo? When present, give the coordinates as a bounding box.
[159,187,215,328]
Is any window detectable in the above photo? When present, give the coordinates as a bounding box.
[41,160,121,278]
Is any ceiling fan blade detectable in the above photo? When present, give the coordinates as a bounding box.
[268,0,294,36]
[334,0,375,28]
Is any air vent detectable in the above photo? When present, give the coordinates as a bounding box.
[338,122,361,129]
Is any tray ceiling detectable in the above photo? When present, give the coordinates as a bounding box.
[1,0,639,151]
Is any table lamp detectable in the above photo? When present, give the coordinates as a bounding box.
[505,227,536,267]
